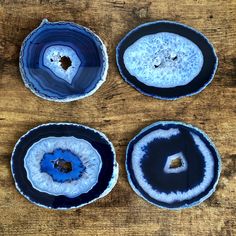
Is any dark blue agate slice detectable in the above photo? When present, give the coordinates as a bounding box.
[126,121,221,209]
[11,123,118,209]
[20,19,108,102]
[116,21,218,100]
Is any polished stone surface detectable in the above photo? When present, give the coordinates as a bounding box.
[20,19,108,102]
[117,21,218,100]
[126,121,221,209]
[11,123,118,209]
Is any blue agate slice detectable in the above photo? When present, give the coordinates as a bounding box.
[126,121,221,209]
[11,123,118,209]
[20,19,108,102]
[116,21,218,100]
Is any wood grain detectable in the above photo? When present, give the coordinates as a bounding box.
[0,0,235,235]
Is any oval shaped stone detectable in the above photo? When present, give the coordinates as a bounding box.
[116,21,218,100]
[11,123,118,210]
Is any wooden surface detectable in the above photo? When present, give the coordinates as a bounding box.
[0,0,235,235]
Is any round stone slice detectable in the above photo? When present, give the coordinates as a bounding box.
[126,121,221,209]
[116,21,218,100]
[11,123,118,210]
[20,19,108,102]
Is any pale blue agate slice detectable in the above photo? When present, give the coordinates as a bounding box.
[43,45,81,84]
[123,32,204,88]
[24,136,102,198]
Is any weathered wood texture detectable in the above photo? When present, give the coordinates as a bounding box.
[0,0,235,235]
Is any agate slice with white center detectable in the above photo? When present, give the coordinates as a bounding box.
[11,123,118,209]
[43,45,81,84]
[20,19,108,102]
[126,121,221,209]
[116,21,218,100]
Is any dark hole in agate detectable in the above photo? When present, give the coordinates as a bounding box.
[172,55,177,61]
[169,157,182,169]
[59,56,72,70]
[52,158,72,173]
[154,64,160,68]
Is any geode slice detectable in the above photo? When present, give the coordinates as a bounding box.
[20,19,108,102]
[116,21,218,99]
[126,121,221,209]
[11,123,118,209]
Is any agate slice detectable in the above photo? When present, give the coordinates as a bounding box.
[116,21,218,99]
[20,19,108,102]
[126,121,221,209]
[11,123,118,209]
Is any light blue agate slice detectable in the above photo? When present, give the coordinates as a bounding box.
[123,32,204,88]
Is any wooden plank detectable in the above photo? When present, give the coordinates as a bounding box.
[0,0,235,235]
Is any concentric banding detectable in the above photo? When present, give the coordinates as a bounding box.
[126,121,221,209]
[20,19,108,102]
[116,21,218,100]
[24,137,102,198]
[11,123,118,209]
